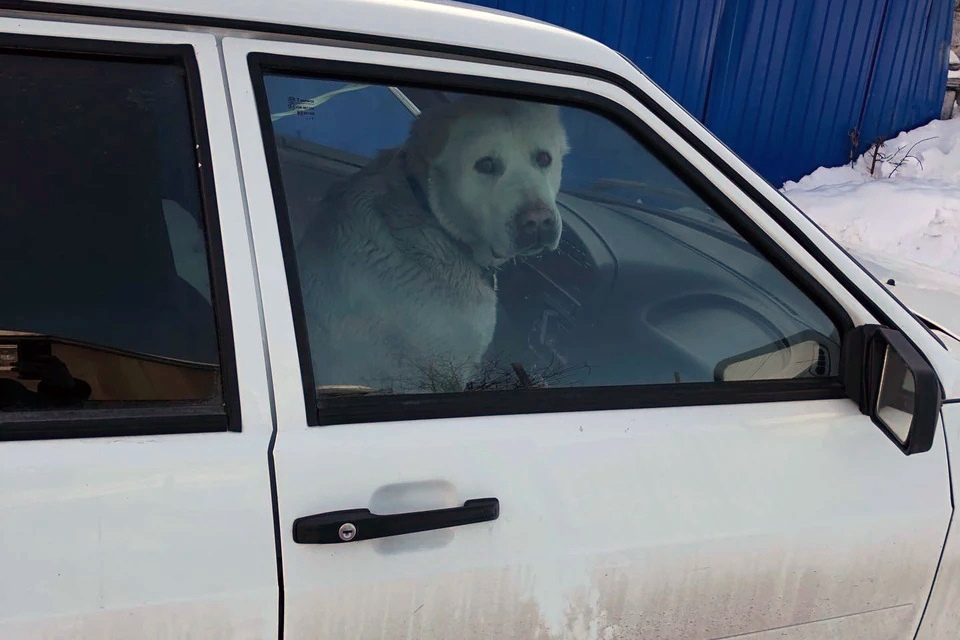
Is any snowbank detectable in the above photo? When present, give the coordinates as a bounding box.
[781,115,960,276]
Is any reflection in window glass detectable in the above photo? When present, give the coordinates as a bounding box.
[0,53,221,412]
[261,76,840,396]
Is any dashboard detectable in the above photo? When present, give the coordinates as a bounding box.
[492,193,840,387]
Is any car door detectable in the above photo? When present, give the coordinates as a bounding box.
[223,37,952,640]
[0,16,278,639]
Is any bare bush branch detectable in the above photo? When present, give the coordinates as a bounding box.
[887,136,935,177]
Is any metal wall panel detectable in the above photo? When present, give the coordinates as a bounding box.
[467,0,726,116]
[703,0,887,185]
[463,0,954,185]
[858,0,953,155]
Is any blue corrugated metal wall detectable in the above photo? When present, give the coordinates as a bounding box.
[469,0,726,116]
[859,0,954,150]
[466,0,954,186]
[703,0,888,183]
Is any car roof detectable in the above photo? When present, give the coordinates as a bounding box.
[18,0,633,74]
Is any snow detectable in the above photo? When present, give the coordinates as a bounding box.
[781,114,960,276]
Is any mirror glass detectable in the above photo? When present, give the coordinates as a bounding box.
[876,344,916,444]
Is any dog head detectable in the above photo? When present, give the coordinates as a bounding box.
[404,96,569,267]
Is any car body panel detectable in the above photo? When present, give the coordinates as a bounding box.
[271,401,951,640]
[23,0,621,71]
[847,248,960,342]
[224,35,955,640]
[0,435,278,639]
[916,402,960,640]
[0,15,278,638]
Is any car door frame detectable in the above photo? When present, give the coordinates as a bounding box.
[221,34,960,431]
[0,13,279,639]
[223,33,957,640]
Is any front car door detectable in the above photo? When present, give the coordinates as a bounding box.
[224,35,953,640]
[0,15,277,639]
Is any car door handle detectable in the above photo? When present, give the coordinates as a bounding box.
[292,498,500,544]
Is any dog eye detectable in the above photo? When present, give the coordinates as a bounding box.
[474,156,500,175]
[535,151,552,168]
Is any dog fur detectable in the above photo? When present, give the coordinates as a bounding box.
[296,95,569,392]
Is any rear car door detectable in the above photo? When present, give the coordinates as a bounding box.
[224,37,952,640]
[0,16,277,639]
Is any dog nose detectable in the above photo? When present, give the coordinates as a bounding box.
[516,204,556,238]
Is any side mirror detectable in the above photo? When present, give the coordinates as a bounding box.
[843,325,942,455]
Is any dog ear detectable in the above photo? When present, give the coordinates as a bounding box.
[403,107,455,181]
[537,103,571,157]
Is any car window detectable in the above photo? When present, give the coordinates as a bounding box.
[264,76,417,159]
[256,72,841,416]
[0,50,223,414]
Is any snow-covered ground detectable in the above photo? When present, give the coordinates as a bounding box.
[782,114,960,277]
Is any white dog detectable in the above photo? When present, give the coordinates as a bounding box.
[296,95,568,392]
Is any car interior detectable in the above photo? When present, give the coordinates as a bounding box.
[268,82,842,393]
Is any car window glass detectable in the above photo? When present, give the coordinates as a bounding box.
[264,77,416,158]
[259,74,840,400]
[261,77,420,243]
[0,52,222,413]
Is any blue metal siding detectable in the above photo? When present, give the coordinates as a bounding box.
[858,0,953,152]
[463,0,954,185]
[703,0,887,184]
[469,0,726,116]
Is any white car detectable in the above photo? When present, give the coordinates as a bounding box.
[1,1,959,639]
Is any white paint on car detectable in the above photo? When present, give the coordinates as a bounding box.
[2,2,959,639]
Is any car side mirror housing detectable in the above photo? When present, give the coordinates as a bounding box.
[842,325,942,455]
